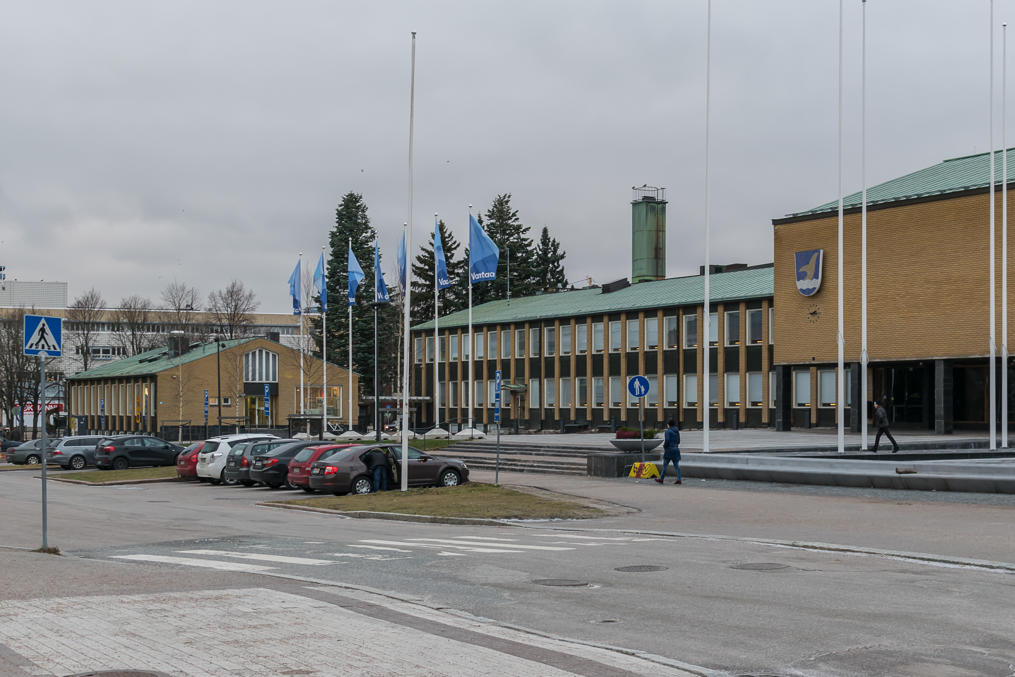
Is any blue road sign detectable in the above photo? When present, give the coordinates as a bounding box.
[24,315,62,357]
[628,375,650,399]
[203,390,209,423]
[264,383,270,419]
[494,370,502,424]
[100,398,105,429]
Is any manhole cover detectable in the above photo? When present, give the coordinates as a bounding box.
[614,565,668,573]
[532,578,590,587]
[730,563,790,571]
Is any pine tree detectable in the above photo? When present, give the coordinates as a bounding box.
[410,220,467,326]
[533,226,568,290]
[471,194,536,305]
[312,192,399,424]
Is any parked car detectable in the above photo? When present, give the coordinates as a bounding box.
[308,444,469,495]
[286,443,355,493]
[45,436,106,470]
[249,440,321,489]
[94,435,185,470]
[175,441,205,480]
[223,438,293,486]
[2,438,23,453]
[6,438,62,465]
[196,433,277,484]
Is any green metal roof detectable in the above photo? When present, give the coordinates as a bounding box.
[413,265,773,331]
[782,149,1015,220]
[67,338,256,380]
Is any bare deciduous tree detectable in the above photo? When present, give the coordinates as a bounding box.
[113,295,159,356]
[160,280,202,344]
[0,307,44,439]
[67,287,106,372]
[207,280,259,339]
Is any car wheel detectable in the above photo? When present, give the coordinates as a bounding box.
[69,455,86,471]
[438,469,461,487]
[285,475,299,490]
[240,480,255,487]
[26,454,41,465]
[352,476,373,495]
[301,486,316,493]
[221,470,237,486]
[112,457,130,471]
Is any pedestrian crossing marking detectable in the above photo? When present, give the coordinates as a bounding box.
[178,549,337,566]
[408,538,574,552]
[112,554,275,573]
[360,539,525,554]
[349,544,412,552]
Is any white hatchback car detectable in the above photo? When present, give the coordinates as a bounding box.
[196,433,277,485]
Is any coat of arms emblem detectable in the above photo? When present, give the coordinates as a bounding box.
[795,249,823,297]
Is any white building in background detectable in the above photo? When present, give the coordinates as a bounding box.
[0,280,68,308]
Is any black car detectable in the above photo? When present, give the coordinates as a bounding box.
[223,438,295,486]
[94,435,184,470]
[249,440,320,489]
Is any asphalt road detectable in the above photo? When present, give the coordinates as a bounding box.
[1,469,1013,676]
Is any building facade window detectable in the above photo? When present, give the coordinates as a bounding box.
[664,374,678,406]
[414,337,423,363]
[725,373,740,406]
[487,380,496,407]
[647,375,658,406]
[645,316,658,349]
[708,312,719,346]
[425,337,434,363]
[529,378,540,409]
[610,375,623,407]
[683,314,697,348]
[501,330,511,359]
[709,373,719,406]
[609,321,621,352]
[770,371,776,407]
[577,324,588,354]
[627,318,640,351]
[683,373,698,406]
[438,382,446,407]
[769,307,774,344]
[591,322,603,352]
[794,371,810,407]
[475,332,484,359]
[545,327,556,356]
[664,315,678,349]
[438,336,446,363]
[560,324,571,355]
[475,381,484,406]
[593,377,605,406]
[544,378,555,407]
[530,327,540,356]
[450,335,459,360]
[725,310,740,346]
[515,329,525,358]
[576,376,588,406]
[488,331,498,359]
[244,348,278,383]
[747,309,763,344]
[560,377,572,407]
[450,381,458,407]
[747,372,764,407]
[819,370,836,407]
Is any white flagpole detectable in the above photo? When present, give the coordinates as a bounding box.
[861,0,869,451]
[836,0,845,455]
[434,213,440,431]
[990,0,998,451]
[702,0,711,453]
[467,204,474,434]
[347,237,353,433]
[322,246,328,438]
[299,252,304,417]
[401,32,416,491]
[1003,21,1009,448]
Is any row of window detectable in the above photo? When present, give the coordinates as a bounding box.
[64,322,297,335]
[73,345,128,359]
[416,308,774,363]
[428,369,849,409]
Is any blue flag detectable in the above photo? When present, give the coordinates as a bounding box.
[374,242,390,303]
[347,247,364,306]
[288,259,301,315]
[314,253,327,314]
[469,214,499,284]
[397,231,407,293]
[434,220,451,290]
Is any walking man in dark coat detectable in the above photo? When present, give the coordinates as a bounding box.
[872,399,899,453]
[655,419,682,485]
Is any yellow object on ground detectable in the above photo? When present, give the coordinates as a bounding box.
[628,462,659,479]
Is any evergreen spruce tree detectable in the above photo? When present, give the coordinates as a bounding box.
[410,220,466,326]
[533,226,568,290]
[471,194,536,305]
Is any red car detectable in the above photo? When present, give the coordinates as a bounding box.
[287,444,354,492]
[176,441,205,480]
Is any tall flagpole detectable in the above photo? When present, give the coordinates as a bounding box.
[990,0,998,451]
[836,0,845,455]
[434,213,440,430]
[861,0,869,451]
[1003,21,1009,448]
[400,31,416,491]
[348,237,354,432]
[467,204,474,434]
[299,251,304,418]
[322,246,328,438]
[702,0,712,453]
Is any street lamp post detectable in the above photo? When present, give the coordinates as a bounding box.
[372,301,382,441]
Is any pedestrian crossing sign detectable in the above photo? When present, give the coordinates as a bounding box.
[24,314,62,357]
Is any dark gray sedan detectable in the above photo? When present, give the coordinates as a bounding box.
[308,444,469,495]
[45,436,106,470]
[5,438,61,465]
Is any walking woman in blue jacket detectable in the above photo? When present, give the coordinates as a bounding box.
[655,419,682,485]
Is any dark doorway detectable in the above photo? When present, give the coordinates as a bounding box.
[872,363,932,428]
[953,364,987,425]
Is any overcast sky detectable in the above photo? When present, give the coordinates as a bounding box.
[0,1,1002,313]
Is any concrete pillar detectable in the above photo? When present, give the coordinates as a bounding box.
[934,359,953,434]
[849,362,862,433]
[775,365,792,431]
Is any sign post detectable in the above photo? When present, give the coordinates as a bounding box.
[628,375,650,462]
[24,314,62,550]
[494,370,502,485]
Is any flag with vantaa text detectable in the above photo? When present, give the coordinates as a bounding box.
[347,248,364,306]
[468,214,499,285]
[435,220,451,290]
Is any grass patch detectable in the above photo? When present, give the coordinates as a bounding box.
[58,466,179,483]
[279,482,604,520]
[414,438,458,451]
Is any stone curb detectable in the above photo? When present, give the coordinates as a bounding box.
[44,476,181,486]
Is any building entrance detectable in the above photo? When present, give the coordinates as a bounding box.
[871,363,932,429]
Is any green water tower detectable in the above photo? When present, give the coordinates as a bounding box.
[631,185,667,283]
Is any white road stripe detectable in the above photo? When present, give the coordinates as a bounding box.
[412,538,573,552]
[444,536,517,541]
[349,544,412,552]
[178,550,337,566]
[359,539,524,554]
[536,534,635,541]
[112,554,275,573]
